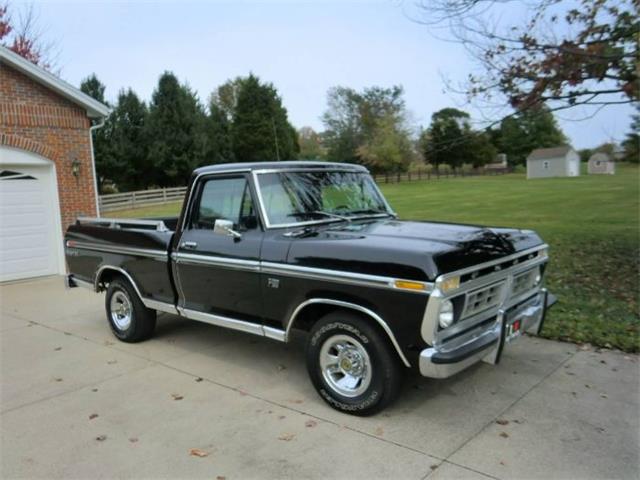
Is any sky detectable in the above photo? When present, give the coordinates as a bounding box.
[20,0,636,149]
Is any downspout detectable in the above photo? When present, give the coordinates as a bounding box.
[89,116,106,217]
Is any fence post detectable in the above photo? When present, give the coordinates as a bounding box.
[163,188,167,202]
[408,172,411,182]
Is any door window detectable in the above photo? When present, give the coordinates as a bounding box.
[191,177,257,230]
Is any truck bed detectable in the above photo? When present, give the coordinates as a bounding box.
[65,217,178,305]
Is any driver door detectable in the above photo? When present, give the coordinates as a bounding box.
[174,174,263,324]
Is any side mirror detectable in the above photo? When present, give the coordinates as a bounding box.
[213,219,242,239]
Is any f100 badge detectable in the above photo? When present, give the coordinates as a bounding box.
[267,278,280,289]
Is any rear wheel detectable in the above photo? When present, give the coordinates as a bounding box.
[306,312,404,416]
[105,277,156,342]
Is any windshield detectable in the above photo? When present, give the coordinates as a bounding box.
[255,170,392,227]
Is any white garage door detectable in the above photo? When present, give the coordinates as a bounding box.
[0,147,64,282]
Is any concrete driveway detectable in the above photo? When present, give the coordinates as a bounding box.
[1,276,638,479]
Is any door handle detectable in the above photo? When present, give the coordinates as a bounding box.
[180,241,198,250]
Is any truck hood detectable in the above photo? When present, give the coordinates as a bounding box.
[286,218,544,281]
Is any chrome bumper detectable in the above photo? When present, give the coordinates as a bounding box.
[419,289,556,379]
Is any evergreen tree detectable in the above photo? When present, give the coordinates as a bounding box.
[110,89,149,190]
[204,102,234,164]
[80,74,118,192]
[495,107,567,165]
[145,72,207,186]
[231,74,297,162]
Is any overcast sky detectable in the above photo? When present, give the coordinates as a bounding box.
[25,0,636,149]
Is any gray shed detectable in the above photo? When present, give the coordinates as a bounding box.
[526,146,580,179]
[588,152,615,174]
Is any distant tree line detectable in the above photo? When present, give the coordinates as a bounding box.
[82,72,637,193]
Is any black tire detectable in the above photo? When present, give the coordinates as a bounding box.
[306,311,404,416]
[105,277,156,343]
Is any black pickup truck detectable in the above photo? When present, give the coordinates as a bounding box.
[65,161,555,415]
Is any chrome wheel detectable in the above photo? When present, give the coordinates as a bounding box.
[319,334,372,398]
[110,290,132,330]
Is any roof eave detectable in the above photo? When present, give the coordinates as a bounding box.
[0,46,110,119]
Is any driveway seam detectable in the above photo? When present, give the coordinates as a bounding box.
[0,364,154,415]
[431,348,578,477]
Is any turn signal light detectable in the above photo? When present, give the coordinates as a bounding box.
[394,280,427,291]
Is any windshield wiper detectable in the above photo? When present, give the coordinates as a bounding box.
[348,208,392,217]
[287,211,351,223]
[311,211,352,222]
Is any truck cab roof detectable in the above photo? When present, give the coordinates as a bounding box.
[193,161,369,175]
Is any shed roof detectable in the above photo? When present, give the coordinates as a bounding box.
[0,46,110,119]
[527,146,573,161]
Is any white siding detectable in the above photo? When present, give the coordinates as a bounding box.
[527,156,567,179]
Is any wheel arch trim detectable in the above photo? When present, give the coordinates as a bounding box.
[94,265,179,314]
[286,298,411,368]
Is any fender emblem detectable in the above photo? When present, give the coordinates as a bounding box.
[267,278,280,289]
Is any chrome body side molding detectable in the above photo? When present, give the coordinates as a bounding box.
[68,241,168,260]
[261,262,433,295]
[285,298,411,368]
[173,252,260,272]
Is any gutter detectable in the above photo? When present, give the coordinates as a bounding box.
[89,116,107,217]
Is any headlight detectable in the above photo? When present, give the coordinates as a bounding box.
[440,276,460,293]
[438,299,455,328]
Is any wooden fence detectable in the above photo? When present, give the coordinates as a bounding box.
[99,186,187,212]
[99,167,511,213]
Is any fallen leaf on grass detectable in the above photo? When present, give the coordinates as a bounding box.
[171,393,184,401]
[500,460,506,466]
[600,393,608,399]
[305,420,317,428]
[238,390,248,396]
[92,388,98,393]
[499,432,509,438]
[189,448,209,457]
[53,378,63,382]
[129,437,139,443]
[288,399,303,404]
[584,384,592,389]
[430,465,438,471]
[278,433,295,441]
[107,360,117,365]
[374,427,384,436]
[195,377,203,382]
[278,415,286,420]
[496,419,509,426]
[95,435,107,442]
[54,347,62,351]
[216,476,226,480]
[89,413,98,420]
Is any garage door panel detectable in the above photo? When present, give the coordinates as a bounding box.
[0,157,61,282]
[0,211,48,229]
[0,234,49,252]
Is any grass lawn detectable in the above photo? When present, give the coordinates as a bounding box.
[109,164,640,352]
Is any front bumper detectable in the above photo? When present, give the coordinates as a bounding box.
[419,289,556,379]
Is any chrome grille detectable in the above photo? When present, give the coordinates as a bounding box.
[512,268,539,297]
[462,281,505,318]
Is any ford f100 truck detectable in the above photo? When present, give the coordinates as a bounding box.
[65,161,556,415]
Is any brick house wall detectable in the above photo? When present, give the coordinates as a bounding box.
[0,64,97,229]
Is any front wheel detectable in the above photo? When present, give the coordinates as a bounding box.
[306,312,404,416]
[105,277,156,343]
